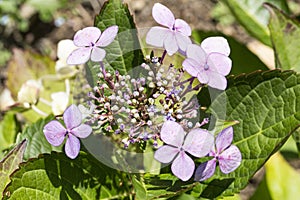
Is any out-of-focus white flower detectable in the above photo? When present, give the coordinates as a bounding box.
[55,39,79,78]
[0,88,15,110]
[78,103,96,119]
[17,79,42,108]
[51,92,69,115]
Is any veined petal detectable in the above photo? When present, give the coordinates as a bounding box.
[71,124,92,138]
[152,3,175,28]
[164,33,178,55]
[183,128,214,157]
[65,134,80,159]
[201,37,230,56]
[208,53,232,76]
[160,121,185,147]
[174,19,191,36]
[194,159,216,181]
[91,47,106,62]
[154,145,179,163]
[67,47,91,65]
[63,104,82,129]
[182,58,201,77]
[171,151,195,181]
[73,27,101,47]
[96,25,118,47]
[43,120,66,146]
[219,145,242,174]
[175,32,192,53]
[206,71,227,90]
[197,70,209,84]
[186,44,207,63]
[146,26,169,48]
[215,126,233,153]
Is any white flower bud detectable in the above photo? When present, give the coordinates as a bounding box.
[51,92,69,115]
[17,79,42,107]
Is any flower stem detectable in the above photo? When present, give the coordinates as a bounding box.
[39,98,52,106]
[31,105,47,116]
[65,79,70,96]
[160,50,167,64]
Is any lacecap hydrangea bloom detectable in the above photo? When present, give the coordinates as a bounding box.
[182,37,232,90]
[67,26,118,65]
[43,104,92,159]
[146,3,192,56]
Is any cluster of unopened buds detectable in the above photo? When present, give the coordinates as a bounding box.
[43,2,241,182]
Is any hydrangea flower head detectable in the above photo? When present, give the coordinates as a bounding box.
[67,26,118,65]
[146,3,192,56]
[154,121,214,181]
[194,126,242,181]
[182,37,232,90]
[43,104,92,159]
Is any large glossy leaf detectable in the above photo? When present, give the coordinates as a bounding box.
[222,0,289,46]
[86,0,144,87]
[0,140,27,198]
[144,70,300,199]
[15,115,62,160]
[3,152,132,200]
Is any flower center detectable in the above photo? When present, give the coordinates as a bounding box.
[204,63,209,71]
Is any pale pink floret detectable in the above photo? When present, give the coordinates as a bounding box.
[182,37,232,90]
[154,121,214,181]
[43,104,92,159]
[67,26,118,65]
[146,3,192,56]
[194,126,242,181]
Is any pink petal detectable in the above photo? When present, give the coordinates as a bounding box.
[152,3,175,28]
[206,71,227,90]
[43,120,66,146]
[160,121,185,147]
[194,159,216,181]
[201,37,230,56]
[186,44,206,63]
[164,33,178,55]
[63,104,82,129]
[73,27,101,47]
[219,145,242,174]
[171,151,195,181]
[65,133,80,159]
[175,32,192,52]
[182,58,201,77]
[174,19,191,36]
[154,145,180,163]
[183,128,214,157]
[67,47,92,65]
[146,26,169,48]
[208,53,232,76]
[71,124,92,138]
[96,25,118,47]
[215,126,233,153]
[90,47,106,62]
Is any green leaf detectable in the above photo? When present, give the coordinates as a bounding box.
[15,115,63,160]
[132,176,147,200]
[0,112,19,159]
[222,0,290,46]
[197,70,300,198]
[89,0,144,86]
[266,3,300,71]
[3,152,132,200]
[191,31,269,75]
[265,153,300,200]
[0,140,27,198]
